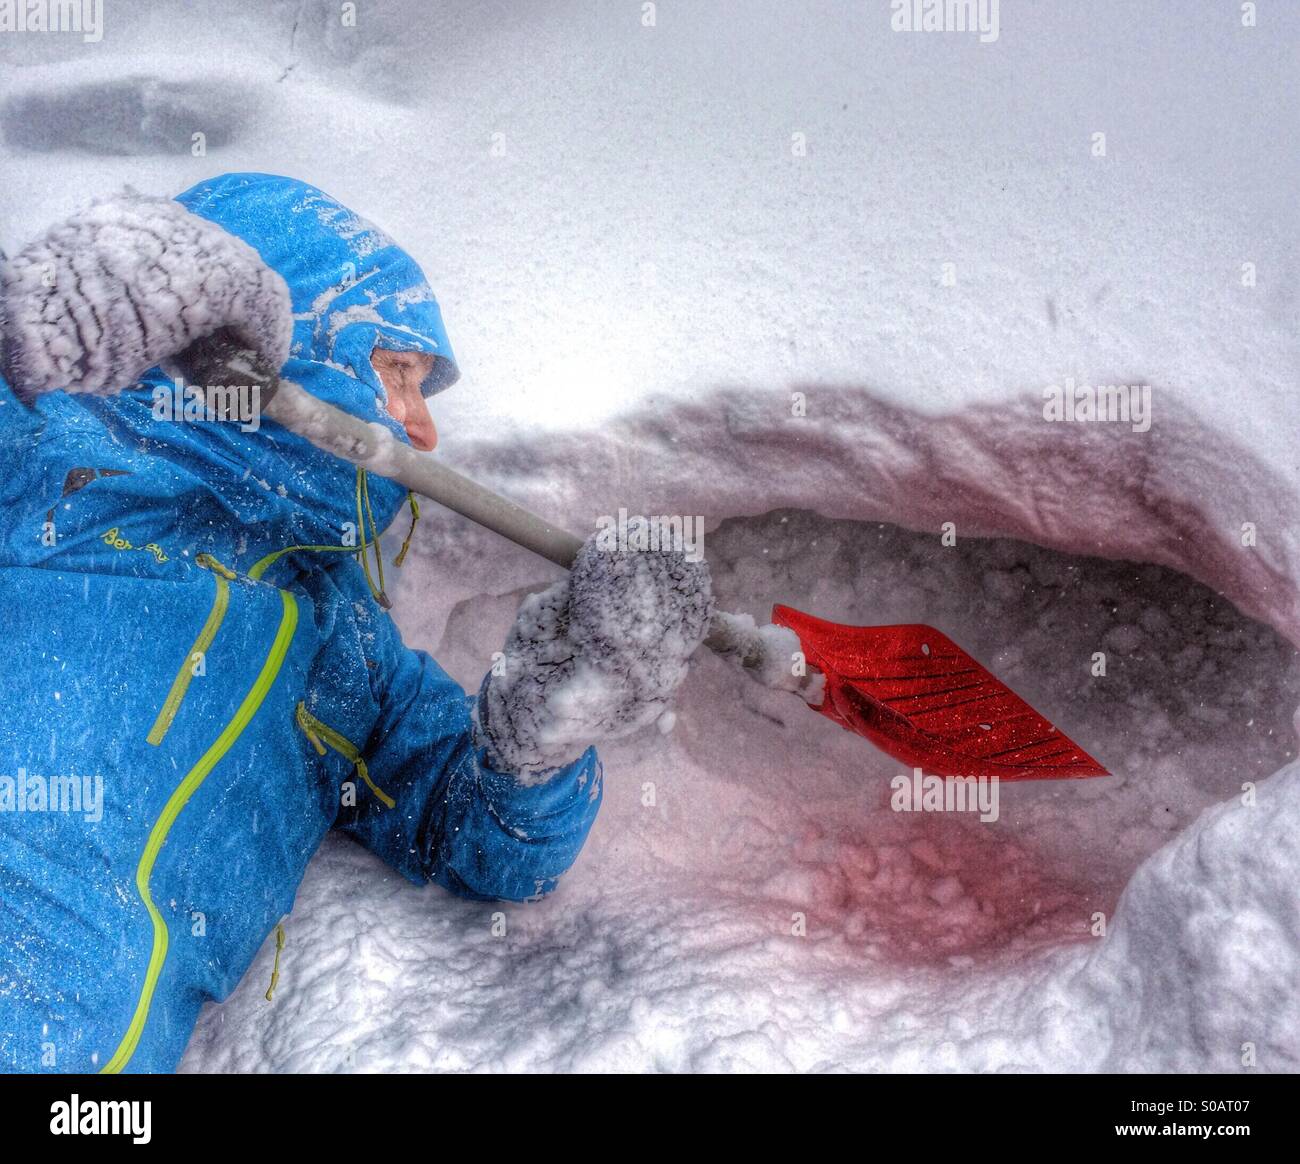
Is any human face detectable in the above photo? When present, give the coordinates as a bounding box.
[371,347,438,451]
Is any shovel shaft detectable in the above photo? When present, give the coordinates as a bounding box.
[263,379,585,569]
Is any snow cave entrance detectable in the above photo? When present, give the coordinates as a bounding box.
[667,507,1300,966]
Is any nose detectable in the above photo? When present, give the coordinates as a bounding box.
[404,396,438,451]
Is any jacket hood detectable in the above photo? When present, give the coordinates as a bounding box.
[176,172,458,402]
[81,173,459,548]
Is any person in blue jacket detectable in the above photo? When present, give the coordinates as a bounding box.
[0,173,711,1073]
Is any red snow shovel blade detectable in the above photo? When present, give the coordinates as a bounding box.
[772,605,1108,781]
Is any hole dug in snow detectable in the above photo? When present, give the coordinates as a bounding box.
[427,503,1299,971]
[667,508,1300,967]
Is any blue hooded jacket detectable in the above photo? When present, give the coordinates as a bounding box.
[0,173,602,1074]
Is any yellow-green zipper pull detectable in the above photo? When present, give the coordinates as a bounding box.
[265,922,286,1002]
[295,701,395,809]
[197,552,238,580]
[295,703,328,756]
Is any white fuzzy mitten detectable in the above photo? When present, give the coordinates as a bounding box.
[477,536,714,778]
[0,191,291,397]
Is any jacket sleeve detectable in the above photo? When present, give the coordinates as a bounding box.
[336,630,604,903]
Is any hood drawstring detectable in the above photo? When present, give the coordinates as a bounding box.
[355,467,391,609]
[355,471,421,603]
[246,469,416,610]
[394,492,420,568]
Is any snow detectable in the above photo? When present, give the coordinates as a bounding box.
[2,0,1297,1073]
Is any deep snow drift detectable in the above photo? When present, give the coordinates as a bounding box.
[2,1,1297,1072]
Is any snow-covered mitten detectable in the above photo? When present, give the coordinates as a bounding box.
[0,191,291,398]
[476,536,714,778]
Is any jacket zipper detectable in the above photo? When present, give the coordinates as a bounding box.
[145,553,235,747]
[102,588,299,1074]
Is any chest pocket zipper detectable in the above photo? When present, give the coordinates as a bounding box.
[146,553,236,747]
